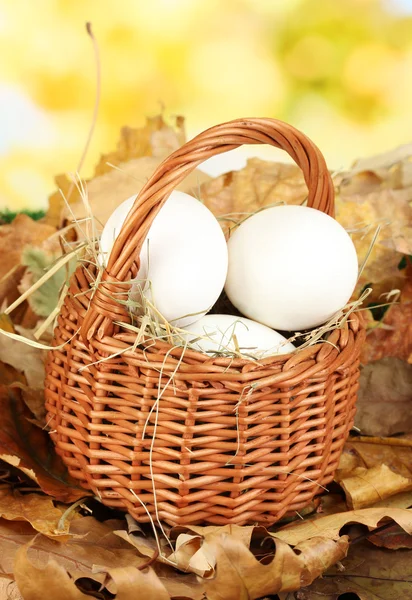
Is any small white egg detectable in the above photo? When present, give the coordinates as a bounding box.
[99,191,228,328]
[183,314,295,358]
[225,205,358,331]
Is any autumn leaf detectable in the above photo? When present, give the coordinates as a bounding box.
[368,522,412,550]
[355,357,412,436]
[0,215,59,329]
[4,515,203,599]
[0,488,76,539]
[19,247,76,319]
[340,464,412,510]
[0,580,21,600]
[335,146,412,296]
[14,547,93,600]
[0,325,46,390]
[9,383,46,425]
[298,541,412,599]
[341,437,412,480]
[200,158,307,233]
[361,265,412,364]
[0,386,88,503]
[273,507,412,546]
[93,116,186,176]
[202,533,349,599]
[0,362,26,387]
[336,436,412,511]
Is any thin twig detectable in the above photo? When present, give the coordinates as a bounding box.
[65,22,101,204]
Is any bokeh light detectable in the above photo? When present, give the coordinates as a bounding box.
[2,0,412,209]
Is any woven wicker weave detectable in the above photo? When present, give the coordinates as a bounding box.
[45,118,365,526]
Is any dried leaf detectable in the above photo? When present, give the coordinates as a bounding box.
[8,516,203,600]
[361,267,412,363]
[299,541,412,599]
[93,116,186,176]
[342,437,412,480]
[19,248,76,318]
[104,567,171,600]
[173,532,214,577]
[166,524,255,577]
[335,187,412,292]
[0,322,45,389]
[273,507,412,546]
[0,579,22,600]
[368,522,412,550]
[0,362,26,387]
[0,386,88,503]
[200,158,307,232]
[340,463,412,510]
[0,216,57,284]
[9,383,46,425]
[202,533,348,599]
[0,519,36,577]
[0,488,75,538]
[14,546,92,600]
[0,517,153,587]
[355,357,412,436]
[0,216,58,328]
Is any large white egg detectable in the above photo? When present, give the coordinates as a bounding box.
[99,191,228,327]
[225,205,358,331]
[183,314,295,358]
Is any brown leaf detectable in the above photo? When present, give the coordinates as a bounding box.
[0,580,22,600]
[0,519,36,577]
[368,522,412,550]
[361,268,412,364]
[335,188,411,293]
[0,317,46,391]
[105,567,171,600]
[171,523,256,575]
[0,216,58,327]
[200,158,307,233]
[93,116,186,176]
[202,533,348,599]
[0,362,26,387]
[9,383,46,425]
[14,545,92,600]
[0,386,88,503]
[0,517,153,587]
[0,488,75,538]
[355,357,412,436]
[298,541,412,599]
[10,516,203,600]
[337,437,412,513]
[342,437,412,480]
[0,332,45,390]
[273,506,412,547]
[340,464,412,510]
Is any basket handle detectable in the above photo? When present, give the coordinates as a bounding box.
[81,117,335,340]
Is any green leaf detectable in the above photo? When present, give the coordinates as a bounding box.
[21,247,76,317]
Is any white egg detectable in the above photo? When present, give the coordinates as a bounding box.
[183,314,295,358]
[99,191,228,327]
[225,205,358,331]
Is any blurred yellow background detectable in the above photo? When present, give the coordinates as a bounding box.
[2,0,412,210]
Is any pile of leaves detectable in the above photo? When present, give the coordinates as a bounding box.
[0,115,411,599]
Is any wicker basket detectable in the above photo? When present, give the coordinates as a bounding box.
[45,118,365,526]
